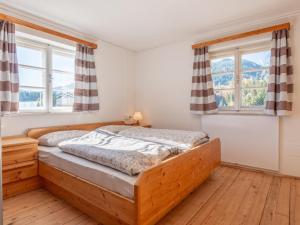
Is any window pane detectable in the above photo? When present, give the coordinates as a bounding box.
[19,88,45,110]
[17,45,45,67]
[52,89,74,108]
[19,67,45,88]
[53,52,75,73]
[215,89,235,108]
[52,72,74,108]
[211,56,234,73]
[241,50,271,70]
[241,88,267,107]
[242,70,269,88]
[52,72,74,89]
[212,73,235,89]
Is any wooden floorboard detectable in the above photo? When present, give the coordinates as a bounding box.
[3,166,300,225]
[290,178,300,225]
[231,173,272,225]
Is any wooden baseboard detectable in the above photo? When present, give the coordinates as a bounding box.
[221,161,300,179]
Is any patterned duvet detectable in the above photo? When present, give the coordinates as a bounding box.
[118,127,209,148]
[59,130,183,175]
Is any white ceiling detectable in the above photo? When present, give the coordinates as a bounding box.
[2,0,300,51]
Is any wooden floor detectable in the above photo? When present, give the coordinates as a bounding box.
[3,166,300,225]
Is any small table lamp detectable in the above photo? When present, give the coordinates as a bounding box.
[133,112,143,125]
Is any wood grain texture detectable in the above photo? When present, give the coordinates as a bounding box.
[2,136,38,147]
[39,161,135,225]
[135,138,221,225]
[290,179,300,225]
[42,178,129,225]
[192,23,290,49]
[3,160,38,184]
[2,143,38,166]
[231,173,273,225]
[0,13,97,49]
[3,189,97,225]
[27,120,125,139]
[260,177,291,225]
[157,166,239,225]
[4,167,300,225]
[3,177,41,199]
[2,135,40,199]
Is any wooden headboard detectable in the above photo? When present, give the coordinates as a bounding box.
[27,121,124,139]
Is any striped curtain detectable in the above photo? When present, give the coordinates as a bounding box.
[190,46,217,114]
[265,29,293,116]
[73,44,99,112]
[0,21,19,115]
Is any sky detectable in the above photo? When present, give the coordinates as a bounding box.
[242,50,271,67]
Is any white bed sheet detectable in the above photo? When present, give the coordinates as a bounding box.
[38,146,137,199]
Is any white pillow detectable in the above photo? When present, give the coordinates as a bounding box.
[38,130,89,147]
[96,125,133,134]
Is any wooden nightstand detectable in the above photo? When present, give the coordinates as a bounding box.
[2,136,41,199]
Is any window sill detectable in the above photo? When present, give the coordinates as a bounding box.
[2,111,99,117]
[215,110,271,116]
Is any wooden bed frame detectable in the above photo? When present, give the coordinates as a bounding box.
[27,121,221,225]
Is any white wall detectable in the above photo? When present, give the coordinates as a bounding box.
[2,41,135,136]
[201,115,279,171]
[135,15,300,175]
[279,15,300,177]
[135,40,202,131]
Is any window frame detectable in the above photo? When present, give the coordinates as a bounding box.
[49,46,75,113]
[16,36,76,113]
[17,38,48,113]
[210,42,271,113]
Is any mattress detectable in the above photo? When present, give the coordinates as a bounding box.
[38,146,137,199]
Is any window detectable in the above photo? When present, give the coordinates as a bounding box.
[52,50,75,111]
[211,55,235,108]
[17,37,75,112]
[210,43,271,112]
[17,42,47,111]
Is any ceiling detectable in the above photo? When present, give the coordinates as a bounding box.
[1,0,300,51]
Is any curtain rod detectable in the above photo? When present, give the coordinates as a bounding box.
[192,23,290,49]
[0,12,98,49]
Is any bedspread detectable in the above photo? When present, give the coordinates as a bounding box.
[59,130,183,175]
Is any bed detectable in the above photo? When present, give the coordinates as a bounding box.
[27,121,221,225]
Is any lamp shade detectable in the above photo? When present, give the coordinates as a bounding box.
[133,112,143,121]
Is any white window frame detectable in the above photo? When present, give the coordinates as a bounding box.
[210,42,271,114]
[16,36,75,113]
[17,38,48,113]
[49,46,75,113]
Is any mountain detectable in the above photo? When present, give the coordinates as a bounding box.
[211,58,263,74]
[211,58,235,73]
[211,58,268,86]
[211,58,269,107]
[242,60,263,70]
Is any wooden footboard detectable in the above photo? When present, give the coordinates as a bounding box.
[39,161,136,225]
[135,138,221,225]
